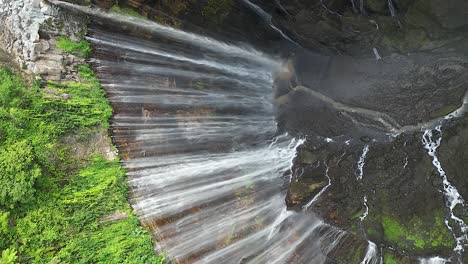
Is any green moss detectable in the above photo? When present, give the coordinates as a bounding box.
[56,37,91,58]
[381,212,454,252]
[110,4,146,18]
[384,253,397,264]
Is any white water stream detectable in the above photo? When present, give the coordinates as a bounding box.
[356,144,370,180]
[360,241,379,264]
[422,127,468,259]
[241,0,299,45]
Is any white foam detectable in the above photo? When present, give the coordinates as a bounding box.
[359,196,370,222]
[360,241,379,264]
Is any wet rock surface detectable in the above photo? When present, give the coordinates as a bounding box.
[272,0,468,55]
[269,0,468,262]
[284,121,468,261]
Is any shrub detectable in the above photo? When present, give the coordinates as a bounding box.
[0,140,41,208]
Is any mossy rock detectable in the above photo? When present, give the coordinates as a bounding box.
[429,104,460,119]
[380,211,455,254]
[297,150,317,165]
[286,180,326,207]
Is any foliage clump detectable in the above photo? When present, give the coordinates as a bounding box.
[0,141,41,208]
[0,248,17,264]
[56,37,91,58]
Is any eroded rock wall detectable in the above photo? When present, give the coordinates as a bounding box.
[0,0,87,80]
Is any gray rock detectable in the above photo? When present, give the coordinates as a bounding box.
[0,0,87,80]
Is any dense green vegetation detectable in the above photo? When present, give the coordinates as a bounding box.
[0,38,164,263]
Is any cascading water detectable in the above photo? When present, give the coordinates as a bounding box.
[241,0,298,45]
[359,0,366,15]
[359,196,369,222]
[350,0,358,13]
[419,256,449,264]
[387,0,402,27]
[44,1,349,262]
[356,144,369,180]
[422,127,468,261]
[360,241,379,264]
[355,145,379,264]
[303,162,331,209]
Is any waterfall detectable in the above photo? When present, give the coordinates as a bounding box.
[360,241,379,264]
[419,256,449,264]
[43,1,349,262]
[359,0,366,15]
[320,0,343,17]
[387,0,397,18]
[387,0,402,28]
[372,47,382,60]
[422,127,468,258]
[356,144,370,180]
[350,0,358,13]
[241,0,298,45]
[359,196,370,222]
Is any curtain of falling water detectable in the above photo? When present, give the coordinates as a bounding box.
[47,3,350,262]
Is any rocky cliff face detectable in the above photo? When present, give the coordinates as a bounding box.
[270,0,468,262]
[0,0,87,80]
